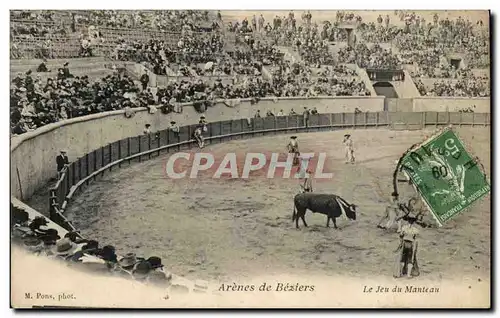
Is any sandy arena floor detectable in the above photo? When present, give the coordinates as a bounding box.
[65,128,491,283]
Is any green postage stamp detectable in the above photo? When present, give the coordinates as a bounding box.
[399,128,490,226]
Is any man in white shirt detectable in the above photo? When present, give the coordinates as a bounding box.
[343,134,355,164]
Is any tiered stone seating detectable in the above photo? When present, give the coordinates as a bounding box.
[10,57,115,82]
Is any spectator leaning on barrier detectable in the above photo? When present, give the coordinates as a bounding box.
[169,121,180,135]
[56,149,69,178]
[199,115,208,132]
[302,107,310,127]
[143,124,152,135]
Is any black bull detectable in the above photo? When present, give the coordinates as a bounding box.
[292,193,357,229]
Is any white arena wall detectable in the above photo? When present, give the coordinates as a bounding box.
[412,97,490,113]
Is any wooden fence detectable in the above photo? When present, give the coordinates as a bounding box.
[48,111,490,230]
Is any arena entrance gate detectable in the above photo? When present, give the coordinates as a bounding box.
[373,81,399,102]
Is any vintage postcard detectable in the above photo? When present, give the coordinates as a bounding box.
[10,9,491,309]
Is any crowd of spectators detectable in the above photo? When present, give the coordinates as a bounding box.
[11,22,69,40]
[149,59,369,108]
[414,77,489,97]
[10,64,141,135]
[11,10,57,22]
[11,204,194,292]
[112,32,225,75]
[10,10,74,44]
[10,11,492,135]
[227,11,313,35]
[72,10,215,32]
[338,43,402,69]
[269,60,370,97]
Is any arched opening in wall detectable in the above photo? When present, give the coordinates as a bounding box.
[373,82,398,98]
[450,58,461,69]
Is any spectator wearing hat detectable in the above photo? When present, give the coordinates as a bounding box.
[11,225,33,242]
[56,149,69,178]
[132,260,152,282]
[68,239,100,264]
[28,216,49,236]
[169,121,179,135]
[37,59,49,73]
[23,236,45,254]
[38,228,61,245]
[146,256,164,271]
[265,110,275,117]
[199,115,208,132]
[11,204,30,227]
[80,240,99,255]
[52,237,78,260]
[64,231,88,244]
[117,252,139,273]
[96,245,118,266]
[68,249,110,275]
[143,124,152,135]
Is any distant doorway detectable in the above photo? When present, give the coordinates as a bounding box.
[450,58,461,69]
[373,82,398,98]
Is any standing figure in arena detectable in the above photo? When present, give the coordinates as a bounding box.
[378,192,401,230]
[394,213,420,278]
[287,136,300,165]
[299,168,313,193]
[343,134,355,164]
[193,125,205,149]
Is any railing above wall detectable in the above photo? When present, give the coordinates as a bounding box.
[366,68,405,81]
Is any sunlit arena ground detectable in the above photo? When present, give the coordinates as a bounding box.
[65,128,490,283]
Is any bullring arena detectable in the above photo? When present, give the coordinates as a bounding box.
[10,9,491,308]
[63,127,491,282]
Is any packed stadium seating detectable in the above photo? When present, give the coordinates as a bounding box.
[10,10,490,136]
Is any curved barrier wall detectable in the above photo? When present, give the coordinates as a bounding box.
[42,110,491,224]
[11,96,384,200]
